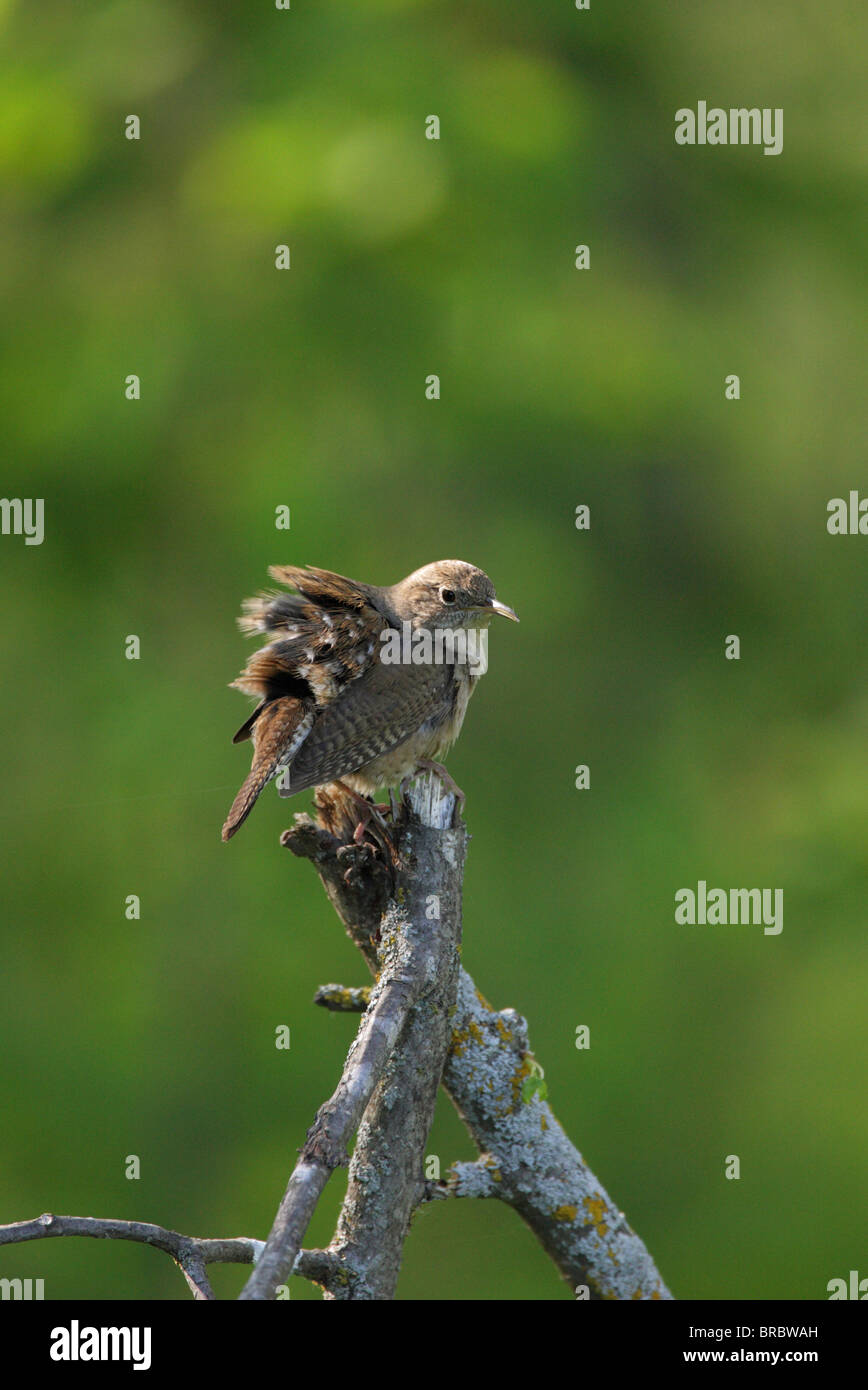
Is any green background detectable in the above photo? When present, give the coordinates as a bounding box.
[1,0,865,1300]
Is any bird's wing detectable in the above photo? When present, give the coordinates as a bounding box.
[239,567,381,638]
[267,564,377,612]
[283,655,453,794]
[231,581,389,710]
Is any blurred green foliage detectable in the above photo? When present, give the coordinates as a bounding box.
[1,0,865,1300]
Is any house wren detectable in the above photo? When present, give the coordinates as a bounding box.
[221,561,518,843]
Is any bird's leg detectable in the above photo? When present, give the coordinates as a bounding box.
[403,759,466,825]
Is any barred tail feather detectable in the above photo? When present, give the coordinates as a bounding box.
[222,764,275,841]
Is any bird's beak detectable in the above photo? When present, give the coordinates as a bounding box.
[489,599,519,623]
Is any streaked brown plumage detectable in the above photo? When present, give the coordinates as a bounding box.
[221,561,518,843]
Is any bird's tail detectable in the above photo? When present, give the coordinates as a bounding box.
[221,763,276,841]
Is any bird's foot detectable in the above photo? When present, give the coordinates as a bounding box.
[332,782,402,869]
[336,840,390,901]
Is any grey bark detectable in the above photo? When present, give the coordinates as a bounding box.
[321,777,465,1298]
[240,773,464,1300]
[443,973,671,1299]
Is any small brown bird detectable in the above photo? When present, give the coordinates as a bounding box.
[221,561,518,843]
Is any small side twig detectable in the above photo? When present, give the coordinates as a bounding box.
[314,983,371,1013]
[0,1214,349,1299]
[0,1214,263,1301]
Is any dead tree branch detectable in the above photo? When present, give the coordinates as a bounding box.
[319,777,465,1299]
[442,971,671,1298]
[0,1216,354,1300]
[240,773,465,1300]
[1,779,671,1301]
[0,1214,262,1300]
[282,776,674,1301]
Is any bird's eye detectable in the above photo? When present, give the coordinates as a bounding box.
[440,588,457,605]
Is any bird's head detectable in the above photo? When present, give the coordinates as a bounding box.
[388,560,519,629]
